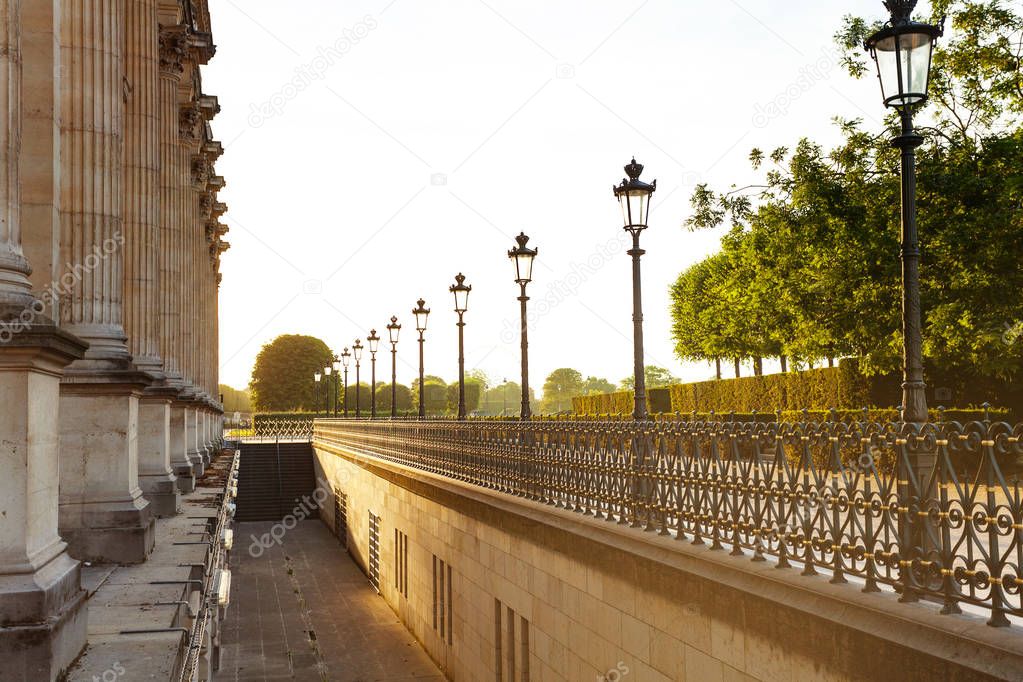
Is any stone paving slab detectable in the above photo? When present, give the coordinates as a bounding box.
[220,520,445,682]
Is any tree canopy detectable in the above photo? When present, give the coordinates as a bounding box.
[541,368,584,413]
[620,366,679,390]
[673,0,1023,380]
[249,335,333,412]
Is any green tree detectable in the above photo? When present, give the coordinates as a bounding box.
[249,335,333,412]
[375,383,412,413]
[343,383,374,412]
[675,0,1023,381]
[620,366,679,390]
[467,369,491,391]
[582,376,616,395]
[411,376,446,414]
[219,384,252,413]
[445,379,483,414]
[540,368,584,414]
[478,381,539,416]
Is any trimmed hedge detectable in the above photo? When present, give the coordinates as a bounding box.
[572,388,671,416]
[662,359,1019,419]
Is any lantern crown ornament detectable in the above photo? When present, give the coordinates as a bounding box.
[450,273,471,314]
[508,232,538,285]
[413,299,430,333]
[367,329,381,355]
[865,0,943,110]
[884,0,916,23]
[613,158,656,234]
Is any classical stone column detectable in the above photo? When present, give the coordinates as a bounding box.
[0,2,89,676]
[125,0,178,517]
[0,1,32,313]
[159,24,194,491]
[58,0,155,564]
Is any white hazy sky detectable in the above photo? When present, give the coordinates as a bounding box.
[207,0,893,394]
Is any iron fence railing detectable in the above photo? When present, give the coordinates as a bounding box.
[225,417,315,442]
[314,417,1023,627]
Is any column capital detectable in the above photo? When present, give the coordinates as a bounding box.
[158,24,188,75]
[178,100,202,142]
[190,154,211,190]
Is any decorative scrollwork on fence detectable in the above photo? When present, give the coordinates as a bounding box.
[314,417,1023,626]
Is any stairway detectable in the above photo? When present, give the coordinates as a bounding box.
[236,442,318,521]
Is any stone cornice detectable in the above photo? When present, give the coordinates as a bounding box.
[199,94,220,120]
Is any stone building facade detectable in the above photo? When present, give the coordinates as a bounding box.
[0,0,226,677]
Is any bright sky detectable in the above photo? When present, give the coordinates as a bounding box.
[207,0,892,395]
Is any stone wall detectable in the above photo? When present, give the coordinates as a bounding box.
[313,441,1023,682]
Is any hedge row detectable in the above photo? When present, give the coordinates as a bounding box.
[572,388,671,415]
[574,359,1020,419]
[667,362,884,414]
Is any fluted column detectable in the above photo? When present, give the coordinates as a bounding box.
[0,2,89,674]
[159,23,193,491]
[179,96,205,474]
[0,0,32,311]
[123,0,160,372]
[127,0,178,517]
[58,0,129,361]
[58,0,155,564]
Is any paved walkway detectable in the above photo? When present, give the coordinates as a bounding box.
[220,521,444,681]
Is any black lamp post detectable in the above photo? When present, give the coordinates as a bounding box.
[613,158,656,421]
[331,355,340,417]
[353,339,363,418]
[340,347,351,417]
[314,371,323,414]
[865,0,942,434]
[323,362,333,415]
[387,316,401,418]
[413,299,430,418]
[450,274,471,420]
[508,233,537,420]
[866,0,943,609]
[368,329,380,419]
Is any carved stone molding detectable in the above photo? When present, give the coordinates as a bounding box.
[198,193,214,219]
[178,100,202,142]
[190,154,210,190]
[158,24,188,75]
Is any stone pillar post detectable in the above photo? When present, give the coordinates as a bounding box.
[125,0,178,517]
[0,1,32,312]
[57,0,154,564]
[0,2,89,675]
[158,23,194,490]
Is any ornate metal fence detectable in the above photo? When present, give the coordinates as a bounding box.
[225,417,315,442]
[315,417,1023,626]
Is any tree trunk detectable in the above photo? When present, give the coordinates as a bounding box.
[734,358,741,379]
[828,357,835,368]
[780,355,788,373]
[715,358,721,380]
[753,357,764,376]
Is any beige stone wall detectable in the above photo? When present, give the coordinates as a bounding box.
[314,442,1023,682]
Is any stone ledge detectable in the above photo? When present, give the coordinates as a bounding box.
[316,440,1023,681]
